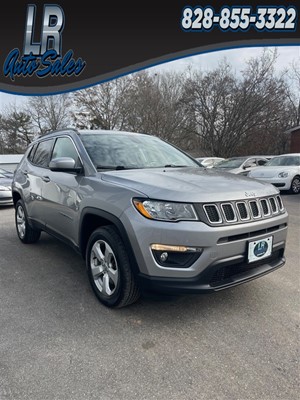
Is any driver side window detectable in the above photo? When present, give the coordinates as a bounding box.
[244,158,256,168]
[52,137,80,167]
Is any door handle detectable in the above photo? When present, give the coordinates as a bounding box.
[23,170,28,176]
[42,176,50,183]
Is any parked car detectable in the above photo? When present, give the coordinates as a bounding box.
[0,168,14,178]
[12,129,288,308]
[0,172,13,205]
[248,154,300,194]
[214,156,269,176]
[195,157,225,168]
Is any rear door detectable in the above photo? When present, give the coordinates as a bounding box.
[24,138,54,226]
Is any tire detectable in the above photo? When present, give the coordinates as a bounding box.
[15,200,41,244]
[86,226,140,308]
[289,176,300,194]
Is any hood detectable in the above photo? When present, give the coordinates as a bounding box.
[250,166,299,178]
[101,167,278,202]
[0,177,13,187]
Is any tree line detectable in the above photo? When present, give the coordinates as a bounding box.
[0,49,299,157]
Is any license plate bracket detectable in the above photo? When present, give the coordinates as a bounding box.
[248,236,273,263]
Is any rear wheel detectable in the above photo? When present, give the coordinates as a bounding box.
[86,226,140,308]
[289,176,300,194]
[15,200,41,243]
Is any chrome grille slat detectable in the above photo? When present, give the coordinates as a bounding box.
[203,204,222,224]
[260,199,270,216]
[236,202,250,221]
[276,195,284,211]
[221,203,237,222]
[249,200,261,218]
[269,197,278,214]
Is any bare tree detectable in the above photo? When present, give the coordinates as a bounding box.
[285,60,300,126]
[26,94,73,135]
[123,71,197,149]
[181,49,291,157]
[72,77,133,130]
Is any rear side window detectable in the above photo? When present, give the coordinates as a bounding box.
[257,159,267,166]
[28,144,37,162]
[32,139,54,168]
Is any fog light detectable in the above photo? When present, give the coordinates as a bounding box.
[151,244,203,268]
[160,252,168,262]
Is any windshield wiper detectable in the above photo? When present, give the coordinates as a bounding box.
[163,164,189,168]
[96,165,138,170]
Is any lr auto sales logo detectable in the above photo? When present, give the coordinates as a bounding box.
[3,4,86,80]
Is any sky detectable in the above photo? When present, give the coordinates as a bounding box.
[0,45,299,109]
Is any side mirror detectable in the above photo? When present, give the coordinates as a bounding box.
[243,163,254,169]
[49,157,81,173]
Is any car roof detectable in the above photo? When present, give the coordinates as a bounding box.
[34,128,153,143]
[277,153,300,156]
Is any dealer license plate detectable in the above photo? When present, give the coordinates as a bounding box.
[248,236,273,263]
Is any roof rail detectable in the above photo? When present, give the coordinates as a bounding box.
[38,127,79,138]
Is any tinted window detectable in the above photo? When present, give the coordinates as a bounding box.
[257,159,267,166]
[52,137,79,163]
[32,139,53,168]
[28,144,37,162]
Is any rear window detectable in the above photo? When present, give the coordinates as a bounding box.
[32,139,54,168]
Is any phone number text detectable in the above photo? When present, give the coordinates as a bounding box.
[181,6,297,31]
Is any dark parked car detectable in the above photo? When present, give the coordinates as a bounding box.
[12,129,288,307]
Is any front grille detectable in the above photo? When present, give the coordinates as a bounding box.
[260,199,270,216]
[221,203,236,222]
[204,205,221,223]
[276,195,283,211]
[249,201,260,218]
[201,195,285,226]
[236,202,249,220]
[269,197,278,213]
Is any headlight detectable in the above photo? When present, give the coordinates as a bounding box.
[133,199,198,221]
[278,172,288,178]
[0,185,10,191]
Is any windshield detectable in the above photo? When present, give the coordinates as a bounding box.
[215,158,247,169]
[266,155,300,167]
[80,133,199,170]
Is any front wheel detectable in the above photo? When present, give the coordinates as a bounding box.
[86,226,140,308]
[15,200,41,243]
[289,176,300,194]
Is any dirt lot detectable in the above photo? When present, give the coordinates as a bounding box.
[0,194,299,400]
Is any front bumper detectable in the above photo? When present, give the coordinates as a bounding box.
[0,190,13,205]
[121,205,288,294]
[138,250,285,294]
[250,176,291,190]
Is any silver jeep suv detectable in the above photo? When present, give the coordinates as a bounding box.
[12,129,288,307]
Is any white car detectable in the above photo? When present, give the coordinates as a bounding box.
[196,157,225,168]
[248,154,300,194]
[214,156,269,175]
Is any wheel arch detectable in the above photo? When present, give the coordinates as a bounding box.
[290,174,300,193]
[12,190,22,207]
[79,207,140,276]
